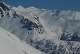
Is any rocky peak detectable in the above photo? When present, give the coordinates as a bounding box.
[0,2,10,17]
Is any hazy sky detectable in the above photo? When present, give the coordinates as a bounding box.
[5,0,80,10]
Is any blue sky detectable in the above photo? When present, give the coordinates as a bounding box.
[5,0,80,10]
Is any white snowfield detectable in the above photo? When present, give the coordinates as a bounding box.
[0,27,45,54]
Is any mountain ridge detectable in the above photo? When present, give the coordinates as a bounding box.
[1,2,80,54]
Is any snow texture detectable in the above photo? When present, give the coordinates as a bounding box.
[1,2,80,54]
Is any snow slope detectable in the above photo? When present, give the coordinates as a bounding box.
[0,27,45,54]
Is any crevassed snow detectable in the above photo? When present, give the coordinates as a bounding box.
[0,27,46,54]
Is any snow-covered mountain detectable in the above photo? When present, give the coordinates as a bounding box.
[1,2,80,54]
[12,6,80,41]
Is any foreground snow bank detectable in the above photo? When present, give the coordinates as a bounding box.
[0,27,45,54]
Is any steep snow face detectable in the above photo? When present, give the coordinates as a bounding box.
[0,27,46,54]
